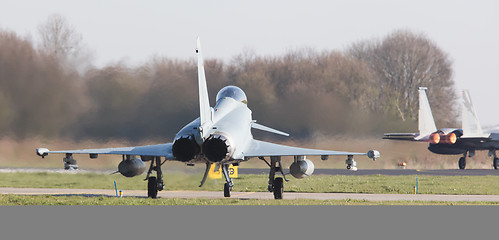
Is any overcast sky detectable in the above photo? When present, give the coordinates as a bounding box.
[1,0,498,125]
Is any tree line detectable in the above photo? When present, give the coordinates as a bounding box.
[0,14,457,142]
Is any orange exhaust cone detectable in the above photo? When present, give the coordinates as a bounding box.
[430,132,440,144]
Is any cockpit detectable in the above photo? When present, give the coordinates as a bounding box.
[215,86,247,104]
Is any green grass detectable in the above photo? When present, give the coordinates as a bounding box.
[2,171,499,205]
[2,172,499,195]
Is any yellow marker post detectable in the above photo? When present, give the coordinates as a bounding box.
[208,164,238,179]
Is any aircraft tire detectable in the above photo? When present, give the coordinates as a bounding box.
[458,157,466,170]
[148,176,158,199]
[273,177,284,199]
[494,158,499,170]
[224,183,231,197]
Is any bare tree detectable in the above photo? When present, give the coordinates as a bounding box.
[38,14,82,60]
[0,29,85,138]
[348,29,456,125]
[37,14,92,73]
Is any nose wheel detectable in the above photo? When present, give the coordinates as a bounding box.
[221,164,234,197]
[224,182,232,197]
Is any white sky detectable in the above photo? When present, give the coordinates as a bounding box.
[1,0,498,125]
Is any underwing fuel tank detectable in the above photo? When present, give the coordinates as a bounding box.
[289,158,314,178]
[118,157,146,177]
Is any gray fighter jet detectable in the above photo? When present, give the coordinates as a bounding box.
[37,38,379,199]
[384,87,499,170]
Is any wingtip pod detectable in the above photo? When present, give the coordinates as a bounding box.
[367,150,380,161]
[36,148,49,158]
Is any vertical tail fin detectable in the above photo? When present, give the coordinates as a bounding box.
[418,87,437,137]
[196,37,212,136]
[461,89,484,137]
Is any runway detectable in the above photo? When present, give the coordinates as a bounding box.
[1,187,499,202]
[240,168,499,176]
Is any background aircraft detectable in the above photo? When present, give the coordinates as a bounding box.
[384,87,499,170]
[37,38,379,199]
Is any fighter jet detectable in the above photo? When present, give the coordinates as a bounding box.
[37,38,379,199]
[383,87,499,170]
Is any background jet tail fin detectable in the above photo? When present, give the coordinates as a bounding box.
[461,89,484,137]
[418,87,437,136]
[196,37,212,131]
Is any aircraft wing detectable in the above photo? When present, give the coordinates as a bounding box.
[244,139,379,159]
[383,133,418,141]
[37,143,174,159]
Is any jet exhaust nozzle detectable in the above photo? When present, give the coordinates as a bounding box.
[202,133,234,162]
[429,132,457,145]
[172,135,200,162]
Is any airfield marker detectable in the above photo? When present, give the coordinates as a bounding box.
[114,181,118,197]
[416,178,419,194]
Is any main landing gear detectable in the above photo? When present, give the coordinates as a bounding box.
[144,156,165,198]
[458,156,466,170]
[63,153,78,170]
[345,155,357,171]
[489,150,499,170]
[458,150,499,170]
[260,156,288,199]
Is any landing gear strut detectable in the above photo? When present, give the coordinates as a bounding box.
[221,163,233,197]
[144,156,165,198]
[264,156,286,199]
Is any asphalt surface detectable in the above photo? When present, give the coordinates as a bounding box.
[1,187,499,202]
